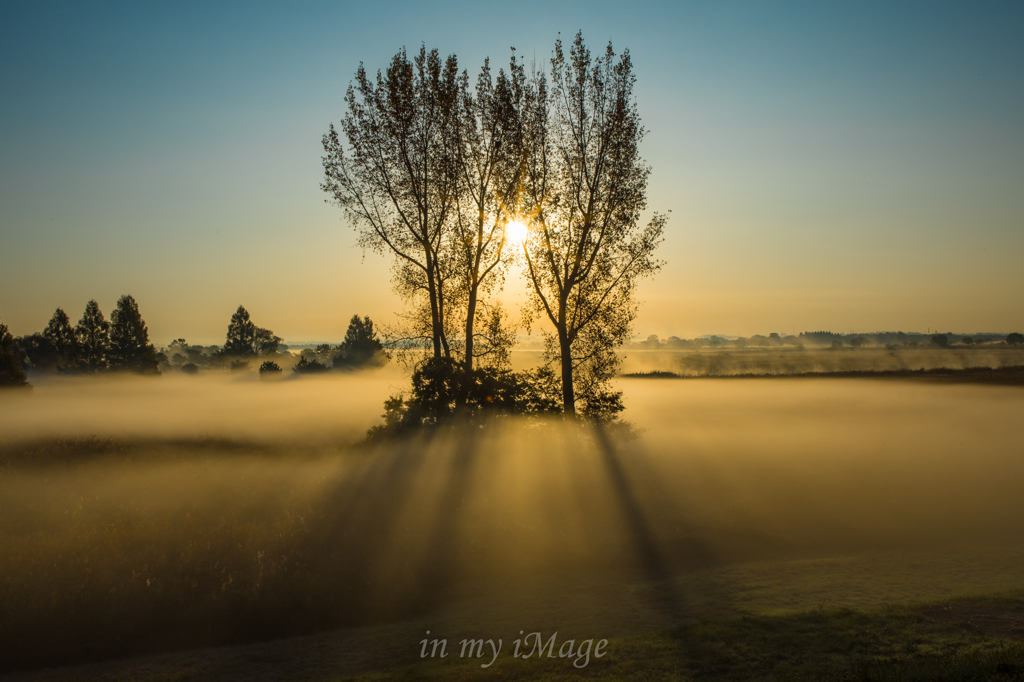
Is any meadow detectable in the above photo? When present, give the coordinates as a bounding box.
[1,371,1023,679]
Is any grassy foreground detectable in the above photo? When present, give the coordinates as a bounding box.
[353,596,1024,681]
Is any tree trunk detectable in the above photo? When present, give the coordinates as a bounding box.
[424,251,442,359]
[558,325,576,418]
[464,286,478,375]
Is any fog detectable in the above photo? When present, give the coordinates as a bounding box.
[2,373,1024,673]
[618,346,1024,376]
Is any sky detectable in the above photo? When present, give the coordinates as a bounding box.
[1,0,1022,345]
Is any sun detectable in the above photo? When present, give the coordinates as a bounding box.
[506,219,528,246]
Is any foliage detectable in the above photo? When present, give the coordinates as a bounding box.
[931,333,950,348]
[447,54,527,375]
[332,315,387,369]
[366,357,561,440]
[520,32,665,417]
[221,305,282,357]
[0,320,30,388]
[322,46,461,360]
[292,356,329,375]
[108,295,160,374]
[258,361,282,376]
[1008,332,1024,346]
[13,333,59,372]
[43,308,80,370]
[76,300,110,372]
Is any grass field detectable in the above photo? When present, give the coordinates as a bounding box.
[1,373,1023,679]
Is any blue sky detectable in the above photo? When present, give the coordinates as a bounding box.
[1,1,1022,343]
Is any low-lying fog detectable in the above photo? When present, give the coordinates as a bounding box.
[2,372,1023,671]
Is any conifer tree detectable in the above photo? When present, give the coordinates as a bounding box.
[223,305,256,356]
[0,320,30,388]
[43,308,80,370]
[76,300,110,372]
[334,315,386,368]
[222,305,281,356]
[108,295,159,374]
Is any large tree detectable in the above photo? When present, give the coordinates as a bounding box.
[448,54,527,377]
[520,33,666,418]
[108,295,160,374]
[76,300,110,372]
[43,308,80,370]
[322,46,461,361]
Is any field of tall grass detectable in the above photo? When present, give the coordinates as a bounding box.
[2,374,1023,678]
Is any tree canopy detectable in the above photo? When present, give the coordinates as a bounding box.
[76,300,110,372]
[520,32,665,419]
[108,295,160,374]
[222,305,282,357]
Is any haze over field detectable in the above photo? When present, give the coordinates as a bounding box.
[3,375,1024,674]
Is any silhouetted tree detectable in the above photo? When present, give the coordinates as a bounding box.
[293,356,330,374]
[849,336,868,348]
[222,305,281,357]
[15,333,59,372]
[520,33,665,419]
[222,305,256,355]
[333,315,386,369]
[322,46,461,360]
[367,357,560,440]
[931,334,950,348]
[961,336,974,346]
[259,361,282,376]
[1007,333,1023,346]
[76,300,110,371]
[448,53,527,379]
[43,308,80,370]
[108,295,160,374]
[0,320,30,388]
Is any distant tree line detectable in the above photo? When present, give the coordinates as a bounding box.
[626,331,1024,352]
[0,303,389,387]
[1,296,160,384]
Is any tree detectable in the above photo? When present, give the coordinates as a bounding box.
[14,334,59,372]
[322,46,461,361]
[333,315,387,369]
[1007,333,1023,346]
[76,300,110,371]
[520,33,665,418]
[931,334,949,348]
[0,320,30,388]
[448,54,527,379]
[43,308,80,370]
[259,361,282,377]
[293,356,330,374]
[108,295,160,374]
[222,305,256,355]
[222,305,281,357]
[849,336,868,348]
[961,336,974,346]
